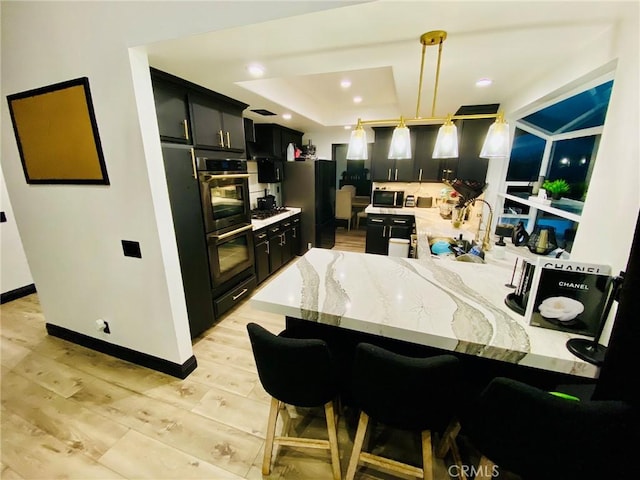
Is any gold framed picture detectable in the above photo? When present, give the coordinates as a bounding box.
[7,77,109,185]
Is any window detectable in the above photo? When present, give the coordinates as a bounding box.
[498,78,614,254]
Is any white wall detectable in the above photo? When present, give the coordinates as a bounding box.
[0,1,345,365]
[0,169,34,294]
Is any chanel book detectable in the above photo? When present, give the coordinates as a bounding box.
[524,259,612,337]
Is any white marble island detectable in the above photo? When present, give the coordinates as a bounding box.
[250,247,598,380]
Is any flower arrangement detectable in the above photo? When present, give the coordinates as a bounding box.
[542,179,570,199]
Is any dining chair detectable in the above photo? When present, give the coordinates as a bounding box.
[246,322,342,480]
[345,343,466,480]
[461,376,637,480]
[340,184,357,198]
[336,189,355,231]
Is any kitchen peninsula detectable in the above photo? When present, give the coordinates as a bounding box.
[250,233,600,387]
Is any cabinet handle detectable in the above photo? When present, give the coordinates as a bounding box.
[293,228,297,239]
[383,226,387,236]
[395,169,398,181]
[389,226,394,237]
[232,288,248,301]
[388,168,391,181]
[276,168,280,181]
[266,242,270,254]
[218,130,224,147]
[371,218,384,223]
[419,168,423,182]
[226,131,231,148]
[190,148,197,179]
[281,233,286,246]
[183,120,189,140]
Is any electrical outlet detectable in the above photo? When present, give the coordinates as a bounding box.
[96,318,111,334]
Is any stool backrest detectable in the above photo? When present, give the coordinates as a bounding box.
[247,322,338,407]
[351,343,461,431]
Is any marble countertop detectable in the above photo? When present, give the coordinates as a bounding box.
[251,207,302,230]
[250,246,598,379]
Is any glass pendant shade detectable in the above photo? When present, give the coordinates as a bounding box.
[388,125,412,159]
[432,122,458,158]
[346,126,368,160]
[480,119,510,158]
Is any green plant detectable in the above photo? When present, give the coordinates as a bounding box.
[542,179,570,195]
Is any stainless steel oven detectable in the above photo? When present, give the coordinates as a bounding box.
[207,223,255,287]
[197,155,251,233]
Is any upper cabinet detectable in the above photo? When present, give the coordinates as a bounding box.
[371,127,415,182]
[254,123,304,160]
[151,73,191,144]
[150,68,248,154]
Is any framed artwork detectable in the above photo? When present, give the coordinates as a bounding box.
[7,77,109,185]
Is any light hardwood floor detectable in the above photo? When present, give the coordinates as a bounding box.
[1,231,483,480]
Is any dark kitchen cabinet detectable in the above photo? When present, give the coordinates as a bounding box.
[371,127,415,182]
[257,158,284,183]
[151,71,191,144]
[190,92,245,153]
[267,224,284,273]
[253,228,270,285]
[253,214,301,285]
[411,125,442,182]
[455,117,492,182]
[254,124,304,160]
[161,145,216,338]
[365,214,414,255]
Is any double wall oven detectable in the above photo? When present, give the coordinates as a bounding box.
[197,154,255,292]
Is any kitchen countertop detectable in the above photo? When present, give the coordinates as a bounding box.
[250,245,598,379]
[251,207,302,230]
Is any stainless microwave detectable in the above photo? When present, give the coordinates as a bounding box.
[372,190,404,208]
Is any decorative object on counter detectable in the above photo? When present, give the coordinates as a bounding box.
[511,221,530,246]
[505,258,521,288]
[495,223,514,246]
[346,30,510,160]
[541,178,570,200]
[300,139,317,160]
[531,175,545,195]
[286,142,295,161]
[567,272,624,366]
[404,194,416,207]
[504,259,536,315]
[525,259,613,339]
[526,225,558,255]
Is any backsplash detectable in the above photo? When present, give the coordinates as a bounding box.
[373,181,449,200]
[248,161,282,209]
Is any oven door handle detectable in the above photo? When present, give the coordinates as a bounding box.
[202,173,250,181]
[209,224,253,241]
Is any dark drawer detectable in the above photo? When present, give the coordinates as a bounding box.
[254,228,268,242]
[214,275,257,317]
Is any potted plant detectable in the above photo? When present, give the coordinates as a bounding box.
[542,179,570,200]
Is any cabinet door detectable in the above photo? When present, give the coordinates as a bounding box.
[190,94,224,149]
[255,124,282,159]
[412,125,442,181]
[161,146,215,338]
[257,159,283,183]
[152,79,191,144]
[281,220,293,265]
[221,110,245,151]
[268,225,283,272]
[371,127,395,181]
[456,118,492,182]
[365,215,388,255]
[388,216,413,240]
[290,215,301,256]
[254,232,270,285]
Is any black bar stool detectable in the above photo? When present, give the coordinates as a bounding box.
[345,342,466,480]
[246,322,342,480]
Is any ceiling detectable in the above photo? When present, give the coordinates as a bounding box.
[145,1,633,135]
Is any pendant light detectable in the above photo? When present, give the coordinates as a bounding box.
[480,114,510,158]
[432,116,458,158]
[346,30,510,161]
[388,117,412,159]
[346,120,368,160]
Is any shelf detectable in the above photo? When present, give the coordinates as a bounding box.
[499,192,582,222]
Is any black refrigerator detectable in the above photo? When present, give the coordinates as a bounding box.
[283,160,336,251]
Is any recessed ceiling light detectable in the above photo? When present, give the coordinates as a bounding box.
[475,78,493,87]
[341,79,352,89]
[344,125,352,130]
[353,96,363,104]
[282,113,292,120]
[247,64,265,77]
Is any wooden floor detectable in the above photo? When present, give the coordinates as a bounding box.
[0,230,506,480]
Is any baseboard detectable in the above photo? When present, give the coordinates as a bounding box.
[1,283,37,304]
[45,323,197,379]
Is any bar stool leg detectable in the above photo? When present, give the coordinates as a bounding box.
[475,456,496,480]
[345,411,369,480]
[421,430,433,480]
[325,401,342,480]
[262,397,280,475]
